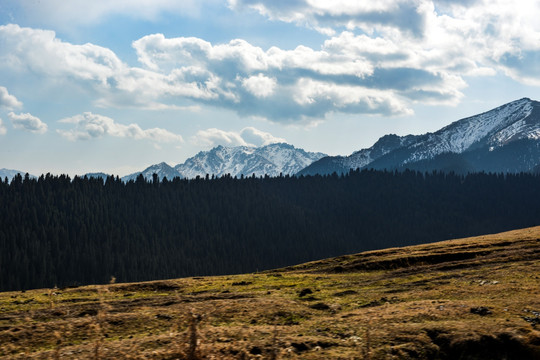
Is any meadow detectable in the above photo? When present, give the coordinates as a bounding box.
[1,226,539,359]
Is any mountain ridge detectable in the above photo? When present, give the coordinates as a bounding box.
[300,98,540,175]
[5,98,540,179]
[123,143,327,181]
[122,162,181,182]
[0,168,36,181]
[175,142,326,179]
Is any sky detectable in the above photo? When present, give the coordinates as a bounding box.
[1,0,540,177]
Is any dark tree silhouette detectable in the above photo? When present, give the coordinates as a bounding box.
[1,169,540,291]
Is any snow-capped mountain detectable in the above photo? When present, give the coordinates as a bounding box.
[122,162,182,182]
[0,168,35,181]
[298,134,418,176]
[300,98,540,175]
[175,143,327,178]
[121,143,326,181]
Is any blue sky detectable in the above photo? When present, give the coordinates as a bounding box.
[1,0,540,176]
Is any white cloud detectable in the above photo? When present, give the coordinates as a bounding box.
[0,24,124,86]
[132,32,419,118]
[192,127,285,148]
[228,0,428,36]
[241,74,276,98]
[293,78,414,115]
[0,119,6,135]
[0,25,419,121]
[8,112,48,134]
[0,25,218,109]
[132,34,271,73]
[0,86,23,110]
[192,128,248,147]
[144,127,185,143]
[57,112,183,144]
[240,127,286,146]
[229,0,540,86]
[3,0,540,125]
[458,0,540,86]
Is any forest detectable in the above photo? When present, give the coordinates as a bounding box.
[1,169,540,291]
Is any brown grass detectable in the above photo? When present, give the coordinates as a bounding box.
[1,226,540,359]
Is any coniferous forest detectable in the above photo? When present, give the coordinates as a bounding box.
[2,169,540,291]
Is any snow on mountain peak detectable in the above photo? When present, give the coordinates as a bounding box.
[122,162,181,182]
[0,168,36,181]
[402,97,536,163]
[300,98,540,175]
[175,143,326,178]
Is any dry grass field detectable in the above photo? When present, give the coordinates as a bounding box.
[1,226,539,359]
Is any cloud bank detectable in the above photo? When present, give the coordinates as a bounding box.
[229,0,540,86]
[193,127,285,148]
[228,0,428,37]
[1,0,540,123]
[8,112,48,134]
[57,112,184,144]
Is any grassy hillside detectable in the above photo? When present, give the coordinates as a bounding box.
[1,226,539,359]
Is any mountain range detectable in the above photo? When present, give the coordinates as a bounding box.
[122,143,327,181]
[0,168,36,181]
[121,163,182,182]
[4,98,540,180]
[300,98,540,175]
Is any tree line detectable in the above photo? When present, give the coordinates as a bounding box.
[1,169,540,291]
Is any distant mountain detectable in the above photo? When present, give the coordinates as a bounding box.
[122,162,181,182]
[119,143,325,181]
[0,168,35,181]
[175,143,327,179]
[300,98,540,175]
[299,134,417,176]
